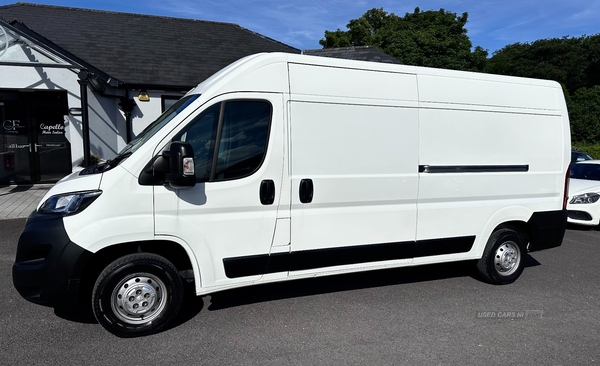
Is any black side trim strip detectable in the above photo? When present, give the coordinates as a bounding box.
[290,241,416,272]
[419,165,529,173]
[223,236,475,278]
[416,236,475,257]
[223,254,270,279]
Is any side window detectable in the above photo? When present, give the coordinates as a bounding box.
[214,101,272,181]
[173,100,271,182]
[174,104,220,181]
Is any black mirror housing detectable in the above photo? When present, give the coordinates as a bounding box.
[138,141,196,188]
[164,142,196,189]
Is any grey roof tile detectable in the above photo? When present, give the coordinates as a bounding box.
[0,2,300,88]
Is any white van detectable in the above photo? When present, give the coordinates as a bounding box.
[13,53,570,337]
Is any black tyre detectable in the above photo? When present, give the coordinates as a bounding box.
[476,229,527,285]
[92,253,183,337]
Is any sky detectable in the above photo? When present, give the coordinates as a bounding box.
[1,0,599,55]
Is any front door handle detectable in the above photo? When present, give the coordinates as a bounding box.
[299,178,313,204]
[260,179,275,205]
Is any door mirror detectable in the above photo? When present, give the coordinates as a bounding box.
[139,141,196,188]
[164,141,196,189]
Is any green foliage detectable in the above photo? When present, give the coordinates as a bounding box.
[320,7,488,72]
[568,86,600,144]
[78,154,102,167]
[486,34,600,145]
[571,143,600,160]
[322,9,600,145]
[486,36,598,94]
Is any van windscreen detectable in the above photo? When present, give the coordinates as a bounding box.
[117,94,200,158]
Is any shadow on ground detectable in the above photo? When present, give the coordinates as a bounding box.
[0,184,36,197]
[51,255,543,333]
[205,256,541,312]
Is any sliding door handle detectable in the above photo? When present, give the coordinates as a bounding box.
[299,178,313,204]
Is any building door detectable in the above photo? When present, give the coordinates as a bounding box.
[0,90,71,184]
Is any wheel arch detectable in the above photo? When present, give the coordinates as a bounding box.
[79,240,198,308]
[482,208,566,254]
[494,221,531,246]
[478,206,533,256]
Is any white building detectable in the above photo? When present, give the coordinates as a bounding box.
[0,3,299,184]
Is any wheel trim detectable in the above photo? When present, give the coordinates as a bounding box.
[494,241,521,276]
[110,273,167,325]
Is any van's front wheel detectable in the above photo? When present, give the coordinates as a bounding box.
[477,229,526,285]
[92,253,183,337]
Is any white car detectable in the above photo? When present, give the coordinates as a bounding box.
[571,150,593,163]
[567,160,600,226]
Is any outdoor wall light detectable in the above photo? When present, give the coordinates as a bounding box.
[138,90,150,101]
[69,107,82,116]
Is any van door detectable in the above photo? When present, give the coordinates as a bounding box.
[153,93,287,288]
[288,101,419,275]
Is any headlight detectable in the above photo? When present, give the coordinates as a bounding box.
[38,190,102,215]
[569,192,600,204]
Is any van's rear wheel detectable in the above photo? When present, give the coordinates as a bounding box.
[477,229,526,285]
[92,253,183,337]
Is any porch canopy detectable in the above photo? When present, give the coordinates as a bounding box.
[1,20,94,166]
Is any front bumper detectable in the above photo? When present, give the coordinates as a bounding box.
[12,212,92,309]
[566,208,600,226]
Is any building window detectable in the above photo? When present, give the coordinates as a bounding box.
[161,96,182,113]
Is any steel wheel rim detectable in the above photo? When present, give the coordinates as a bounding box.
[494,241,521,276]
[111,273,167,325]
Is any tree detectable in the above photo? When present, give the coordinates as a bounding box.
[486,35,600,144]
[486,36,595,94]
[568,86,600,144]
[320,7,488,72]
